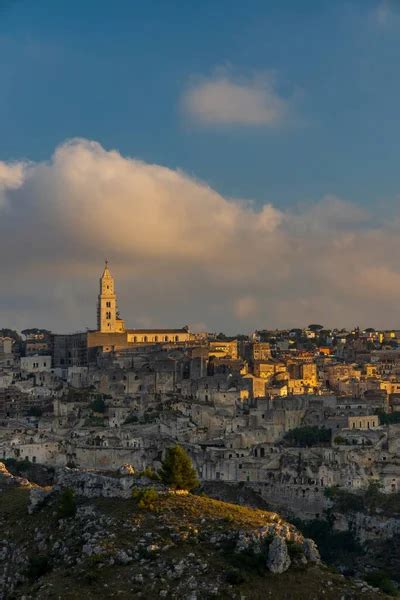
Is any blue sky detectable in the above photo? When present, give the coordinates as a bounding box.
[1,0,400,210]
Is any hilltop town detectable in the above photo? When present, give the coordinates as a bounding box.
[1,263,400,595]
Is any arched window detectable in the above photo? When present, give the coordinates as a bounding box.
[155,336,158,342]
[165,335,169,342]
[175,335,179,342]
[144,336,148,342]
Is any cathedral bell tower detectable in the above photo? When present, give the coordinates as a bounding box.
[97,261,125,333]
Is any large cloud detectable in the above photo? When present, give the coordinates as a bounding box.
[0,138,399,333]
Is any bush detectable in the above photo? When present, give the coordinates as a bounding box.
[90,397,106,414]
[138,466,160,481]
[325,481,400,516]
[377,410,400,425]
[222,540,270,576]
[292,518,362,564]
[287,540,304,558]
[4,458,30,476]
[57,488,77,519]
[159,445,199,491]
[324,486,365,512]
[27,555,50,580]
[333,435,347,445]
[27,406,43,417]
[225,568,245,585]
[132,487,159,510]
[365,571,398,596]
[124,414,139,424]
[284,426,331,447]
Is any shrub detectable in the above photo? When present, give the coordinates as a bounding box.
[333,435,347,445]
[159,445,199,491]
[377,410,400,425]
[27,406,43,417]
[325,481,400,516]
[138,466,160,481]
[292,518,362,564]
[124,414,139,424]
[324,486,364,512]
[222,542,268,576]
[90,397,106,414]
[284,426,331,447]
[132,487,159,510]
[225,569,245,585]
[287,540,303,558]
[4,458,30,476]
[57,488,77,519]
[365,571,398,596]
[27,555,50,580]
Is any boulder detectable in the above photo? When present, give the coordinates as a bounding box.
[302,538,321,563]
[267,536,291,574]
[28,487,53,514]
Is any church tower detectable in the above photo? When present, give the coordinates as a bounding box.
[97,261,125,333]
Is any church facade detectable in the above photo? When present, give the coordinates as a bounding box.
[87,262,192,352]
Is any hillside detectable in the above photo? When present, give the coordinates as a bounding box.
[0,464,387,599]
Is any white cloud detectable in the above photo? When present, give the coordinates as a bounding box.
[182,69,290,127]
[0,161,26,207]
[0,138,400,333]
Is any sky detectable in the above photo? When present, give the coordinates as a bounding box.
[1,0,400,333]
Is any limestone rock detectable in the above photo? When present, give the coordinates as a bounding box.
[267,536,291,574]
[0,461,32,488]
[115,549,132,565]
[54,468,135,499]
[302,538,321,563]
[28,487,53,514]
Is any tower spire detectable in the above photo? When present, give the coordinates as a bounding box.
[97,261,125,333]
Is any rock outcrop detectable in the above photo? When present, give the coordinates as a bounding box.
[302,538,321,563]
[267,536,291,574]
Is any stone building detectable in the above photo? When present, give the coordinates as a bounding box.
[89,261,192,351]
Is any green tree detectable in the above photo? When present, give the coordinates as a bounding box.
[159,445,199,491]
[27,406,43,417]
[90,397,106,414]
[284,426,331,447]
[377,410,400,425]
[57,488,77,519]
[308,324,324,332]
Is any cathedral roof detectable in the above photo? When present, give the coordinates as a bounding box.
[126,328,189,334]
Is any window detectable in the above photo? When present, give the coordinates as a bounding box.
[175,335,179,342]
[106,301,111,308]
[165,336,169,342]
[144,336,148,342]
[155,336,158,342]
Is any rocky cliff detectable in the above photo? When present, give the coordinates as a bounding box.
[0,463,386,599]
